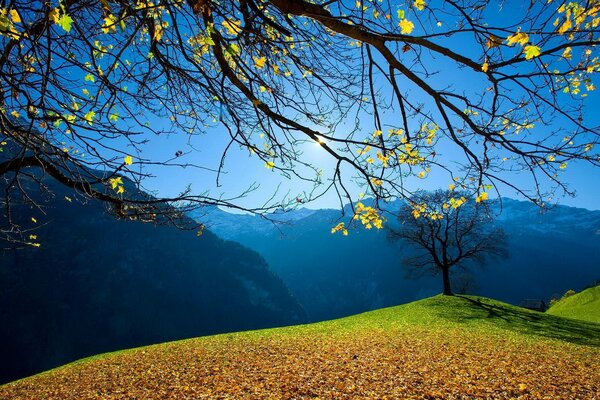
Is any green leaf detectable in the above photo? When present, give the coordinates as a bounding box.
[523,45,541,60]
[56,13,74,32]
[84,110,96,125]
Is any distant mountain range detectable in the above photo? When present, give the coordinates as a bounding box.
[0,174,306,384]
[191,198,600,322]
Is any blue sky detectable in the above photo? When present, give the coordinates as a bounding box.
[133,1,600,212]
[140,85,600,211]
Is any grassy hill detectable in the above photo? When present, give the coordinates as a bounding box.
[2,295,599,399]
[547,285,600,324]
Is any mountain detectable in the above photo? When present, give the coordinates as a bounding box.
[191,198,600,322]
[0,175,306,384]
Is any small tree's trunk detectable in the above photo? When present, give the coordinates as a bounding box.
[442,266,453,296]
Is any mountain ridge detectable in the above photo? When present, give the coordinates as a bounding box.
[191,197,600,322]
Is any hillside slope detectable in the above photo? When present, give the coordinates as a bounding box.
[0,175,305,384]
[547,285,600,324]
[2,296,599,399]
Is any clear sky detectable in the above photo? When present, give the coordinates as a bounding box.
[139,88,600,211]
[135,1,600,212]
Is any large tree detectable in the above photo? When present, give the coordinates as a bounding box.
[387,190,508,296]
[1,0,599,246]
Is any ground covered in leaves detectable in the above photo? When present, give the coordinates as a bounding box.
[2,295,599,399]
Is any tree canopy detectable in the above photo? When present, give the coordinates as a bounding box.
[387,190,507,295]
[1,0,599,246]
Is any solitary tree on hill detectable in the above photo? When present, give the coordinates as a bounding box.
[387,190,508,296]
[1,0,599,247]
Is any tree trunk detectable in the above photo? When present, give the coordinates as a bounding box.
[442,266,453,296]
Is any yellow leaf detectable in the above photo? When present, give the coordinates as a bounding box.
[29,235,37,240]
[486,35,502,49]
[558,18,572,34]
[31,217,37,223]
[48,8,60,23]
[523,45,541,60]
[102,14,117,34]
[254,56,266,69]
[116,185,125,194]
[83,110,96,125]
[265,161,275,169]
[64,196,72,202]
[331,222,346,234]
[506,31,529,46]
[584,143,593,152]
[10,9,21,23]
[124,155,133,165]
[518,383,528,392]
[482,61,489,73]
[475,192,489,203]
[399,19,414,34]
[109,177,123,189]
[10,110,20,119]
[413,0,426,11]
[222,19,241,36]
[153,24,164,41]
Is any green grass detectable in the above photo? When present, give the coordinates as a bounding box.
[283,294,600,346]
[547,285,600,324]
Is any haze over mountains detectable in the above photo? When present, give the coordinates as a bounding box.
[193,198,600,322]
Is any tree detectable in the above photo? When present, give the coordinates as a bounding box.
[387,190,507,295]
[1,0,599,247]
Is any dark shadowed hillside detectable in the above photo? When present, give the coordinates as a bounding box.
[193,199,600,322]
[0,177,305,384]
